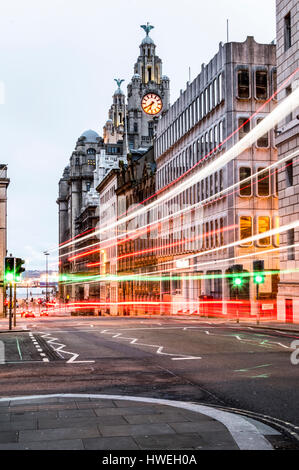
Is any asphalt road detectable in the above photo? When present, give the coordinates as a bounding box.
[0,316,298,435]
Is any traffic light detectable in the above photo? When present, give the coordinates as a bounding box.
[15,258,25,282]
[5,257,15,282]
[253,260,265,285]
[231,264,244,287]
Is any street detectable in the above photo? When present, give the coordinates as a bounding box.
[0,315,298,446]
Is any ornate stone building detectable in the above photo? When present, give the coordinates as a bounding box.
[126,23,170,151]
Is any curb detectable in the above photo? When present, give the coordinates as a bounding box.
[0,393,274,450]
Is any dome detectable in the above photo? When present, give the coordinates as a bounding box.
[161,75,169,81]
[132,73,141,80]
[141,36,155,45]
[80,129,100,143]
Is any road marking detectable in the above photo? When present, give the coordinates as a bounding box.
[101,330,202,361]
[234,364,272,373]
[16,338,23,361]
[39,332,95,364]
[28,333,49,363]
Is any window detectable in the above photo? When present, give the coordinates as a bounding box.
[134,122,138,133]
[256,71,268,100]
[86,182,91,191]
[287,229,295,260]
[219,121,224,144]
[240,216,252,245]
[209,83,213,111]
[272,69,277,99]
[258,168,270,196]
[286,159,293,187]
[213,78,218,105]
[285,86,292,123]
[256,119,269,147]
[87,148,96,155]
[258,216,270,246]
[87,159,96,166]
[239,167,252,196]
[238,69,250,99]
[239,118,250,140]
[205,88,209,115]
[218,74,223,102]
[284,12,291,51]
[75,157,80,165]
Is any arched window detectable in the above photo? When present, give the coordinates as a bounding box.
[87,148,96,155]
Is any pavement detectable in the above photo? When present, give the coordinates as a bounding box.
[0,394,279,450]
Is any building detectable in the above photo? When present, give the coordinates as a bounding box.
[275,0,299,322]
[116,147,158,315]
[0,165,9,317]
[57,81,126,308]
[96,168,120,315]
[154,37,278,318]
[126,23,170,151]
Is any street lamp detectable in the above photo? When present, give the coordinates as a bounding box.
[44,251,49,306]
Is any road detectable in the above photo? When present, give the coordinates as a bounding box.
[0,316,298,439]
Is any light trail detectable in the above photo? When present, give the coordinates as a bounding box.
[53,81,299,254]
[58,148,299,263]
[60,218,299,286]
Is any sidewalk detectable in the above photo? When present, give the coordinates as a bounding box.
[0,394,278,450]
[229,320,299,334]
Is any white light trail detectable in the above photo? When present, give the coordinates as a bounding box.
[53,82,299,253]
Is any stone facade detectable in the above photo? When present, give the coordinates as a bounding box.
[155,37,278,317]
[276,0,299,322]
[126,25,170,151]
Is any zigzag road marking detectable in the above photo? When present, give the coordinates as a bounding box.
[100,329,201,360]
[40,333,95,363]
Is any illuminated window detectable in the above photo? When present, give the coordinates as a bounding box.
[256,71,268,100]
[273,217,279,247]
[87,159,96,166]
[237,70,250,99]
[240,216,252,245]
[239,167,252,196]
[258,168,270,196]
[258,216,270,246]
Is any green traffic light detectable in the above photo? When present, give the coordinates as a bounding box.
[5,272,14,282]
[233,277,243,286]
[254,274,265,284]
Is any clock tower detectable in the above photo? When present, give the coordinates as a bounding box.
[126,23,170,151]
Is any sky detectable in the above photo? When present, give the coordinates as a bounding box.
[0,0,276,270]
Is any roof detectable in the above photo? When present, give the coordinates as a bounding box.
[80,129,100,142]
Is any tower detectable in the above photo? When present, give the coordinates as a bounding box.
[126,23,170,151]
[103,79,126,144]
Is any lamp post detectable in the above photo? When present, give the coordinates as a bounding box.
[44,251,49,307]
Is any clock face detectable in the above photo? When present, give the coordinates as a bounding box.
[141,93,163,115]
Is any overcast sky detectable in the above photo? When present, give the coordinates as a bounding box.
[0,0,276,270]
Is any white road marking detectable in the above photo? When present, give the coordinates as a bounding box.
[101,330,202,361]
[39,332,95,364]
